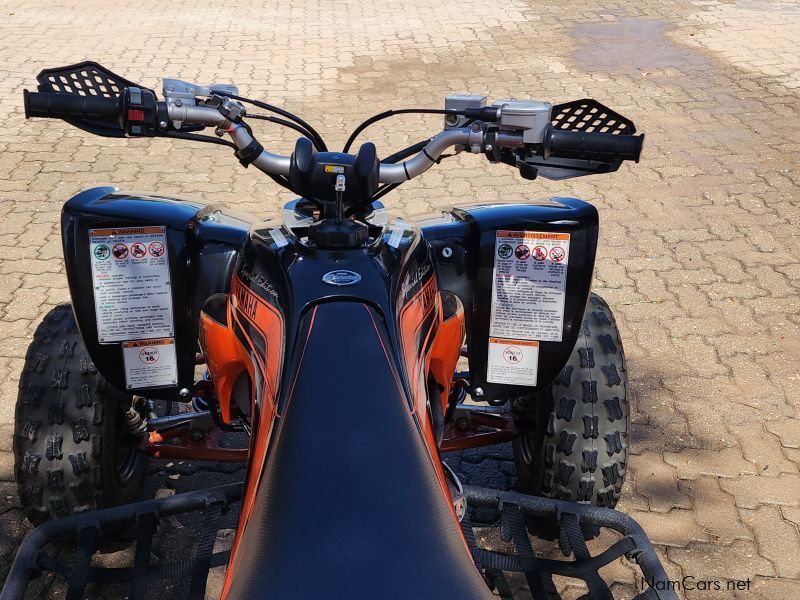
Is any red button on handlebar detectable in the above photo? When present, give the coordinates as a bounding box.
[127,109,145,121]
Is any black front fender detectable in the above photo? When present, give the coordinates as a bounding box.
[61,187,254,398]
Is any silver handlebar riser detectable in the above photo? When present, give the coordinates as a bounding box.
[377,127,487,184]
[228,124,291,176]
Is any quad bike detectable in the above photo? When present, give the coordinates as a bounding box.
[3,62,676,600]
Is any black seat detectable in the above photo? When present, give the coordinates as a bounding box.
[225,302,493,599]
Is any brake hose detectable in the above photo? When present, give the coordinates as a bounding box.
[343,108,460,153]
[246,113,323,150]
[217,92,328,152]
[382,139,432,165]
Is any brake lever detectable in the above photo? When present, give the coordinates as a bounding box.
[483,138,539,180]
[174,123,207,133]
[515,158,538,180]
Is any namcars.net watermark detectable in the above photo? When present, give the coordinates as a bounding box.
[639,576,753,593]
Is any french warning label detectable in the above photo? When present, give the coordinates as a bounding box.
[122,338,178,389]
[89,226,174,342]
[487,338,539,386]
[490,230,570,343]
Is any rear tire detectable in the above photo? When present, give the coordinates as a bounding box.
[513,293,629,525]
[13,304,148,524]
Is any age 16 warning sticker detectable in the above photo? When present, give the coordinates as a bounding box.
[89,226,174,342]
[487,338,539,386]
[122,338,178,389]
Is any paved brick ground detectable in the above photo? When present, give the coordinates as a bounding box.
[1,0,799,598]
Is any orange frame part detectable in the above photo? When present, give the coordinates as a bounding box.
[427,292,466,413]
[199,277,285,427]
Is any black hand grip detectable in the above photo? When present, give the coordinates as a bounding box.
[542,125,644,163]
[24,90,121,120]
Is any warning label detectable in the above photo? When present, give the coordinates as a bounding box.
[487,338,539,386]
[490,230,570,343]
[122,338,178,389]
[89,226,174,342]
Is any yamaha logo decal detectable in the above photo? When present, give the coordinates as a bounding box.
[321,270,362,286]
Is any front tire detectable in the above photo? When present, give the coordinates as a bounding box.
[513,293,630,510]
[13,304,148,524]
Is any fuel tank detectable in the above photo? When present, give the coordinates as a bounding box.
[223,210,441,422]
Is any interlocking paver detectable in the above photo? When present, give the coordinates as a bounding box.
[739,506,800,579]
[626,509,712,548]
[728,423,798,476]
[737,577,800,600]
[766,418,800,449]
[720,473,800,510]
[1,0,799,595]
[633,451,693,513]
[678,476,753,545]
[668,540,776,583]
[781,506,800,528]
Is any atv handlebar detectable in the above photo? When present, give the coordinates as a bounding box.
[22,86,644,187]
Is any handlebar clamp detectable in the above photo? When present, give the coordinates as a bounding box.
[235,138,265,168]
